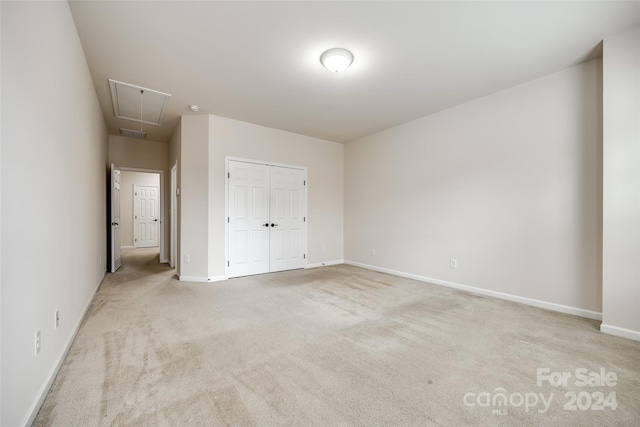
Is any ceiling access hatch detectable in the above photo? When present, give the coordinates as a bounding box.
[109,79,171,126]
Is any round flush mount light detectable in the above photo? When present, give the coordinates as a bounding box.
[320,48,354,73]
[189,104,199,112]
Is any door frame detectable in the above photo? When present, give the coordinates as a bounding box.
[225,156,307,279]
[170,161,178,268]
[119,167,167,263]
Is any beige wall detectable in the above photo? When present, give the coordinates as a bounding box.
[345,59,602,317]
[109,135,169,261]
[601,26,640,340]
[208,116,344,278]
[177,114,344,280]
[1,2,108,425]
[120,171,161,247]
[169,121,182,274]
[178,115,210,279]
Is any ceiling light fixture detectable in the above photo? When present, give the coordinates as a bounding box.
[189,104,199,112]
[320,48,354,73]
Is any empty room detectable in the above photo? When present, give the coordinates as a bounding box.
[1,1,639,426]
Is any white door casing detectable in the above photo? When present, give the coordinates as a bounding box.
[227,160,306,278]
[170,162,177,268]
[110,164,122,272]
[134,185,160,248]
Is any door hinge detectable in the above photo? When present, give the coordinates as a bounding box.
[227,217,230,223]
[304,217,306,222]
[304,254,306,259]
[304,180,306,186]
[228,261,230,267]
[228,172,230,179]
[134,238,137,242]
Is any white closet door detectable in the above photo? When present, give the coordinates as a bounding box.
[269,166,306,272]
[228,161,271,277]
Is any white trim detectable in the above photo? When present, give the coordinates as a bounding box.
[345,260,602,321]
[600,324,640,342]
[23,272,105,427]
[160,257,170,264]
[121,245,135,250]
[225,155,307,171]
[179,275,227,283]
[306,260,344,269]
[170,161,177,269]
[179,276,209,282]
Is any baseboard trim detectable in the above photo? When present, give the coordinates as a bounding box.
[121,245,135,249]
[344,260,602,321]
[179,275,227,283]
[23,271,106,427]
[306,259,344,269]
[600,323,640,341]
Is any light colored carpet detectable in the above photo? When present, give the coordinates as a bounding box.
[34,248,640,426]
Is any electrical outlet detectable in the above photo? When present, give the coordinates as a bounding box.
[450,258,458,269]
[371,249,376,256]
[184,254,190,264]
[55,310,60,329]
[35,330,41,356]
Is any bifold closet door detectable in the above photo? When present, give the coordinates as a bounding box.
[228,161,306,278]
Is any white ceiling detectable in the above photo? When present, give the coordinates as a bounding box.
[69,1,640,144]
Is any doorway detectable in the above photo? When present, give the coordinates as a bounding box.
[226,159,307,278]
[121,171,160,248]
[109,166,166,272]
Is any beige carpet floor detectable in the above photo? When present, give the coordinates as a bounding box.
[34,248,640,426]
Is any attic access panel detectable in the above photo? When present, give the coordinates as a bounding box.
[109,79,171,126]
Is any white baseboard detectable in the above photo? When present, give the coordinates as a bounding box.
[179,275,227,283]
[344,260,602,321]
[600,323,640,342]
[23,271,106,427]
[306,259,344,269]
[121,245,135,249]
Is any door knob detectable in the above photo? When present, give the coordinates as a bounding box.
[262,223,269,227]
[154,219,159,222]
[270,223,278,227]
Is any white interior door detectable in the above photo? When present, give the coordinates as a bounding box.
[134,185,160,248]
[227,160,306,278]
[228,161,271,277]
[270,166,306,272]
[110,164,122,272]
